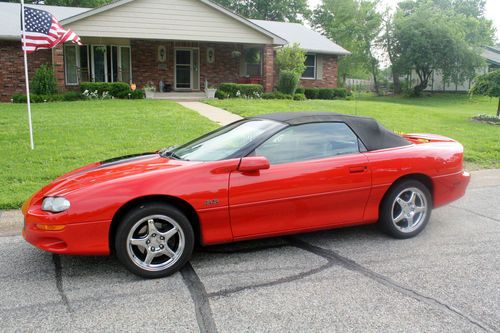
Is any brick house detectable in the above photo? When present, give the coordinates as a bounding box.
[0,0,350,102]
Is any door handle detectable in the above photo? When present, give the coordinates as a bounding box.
[349,166,367,173]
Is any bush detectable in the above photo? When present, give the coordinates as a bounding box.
[303,87,349,100]
[80,82,131,98]
[62,92,82,101]
[218,83,263,98]
[318,88,335,100]
[295,87,305,94]
[304,88,319,99]
[333,88,348,98]
[130,89,145,99]
[262,92,293,100]
[31,64,57,95]
[293,93,306,101]
[277,70,300,95]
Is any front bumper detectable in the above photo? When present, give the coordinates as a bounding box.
[23,217,111,255]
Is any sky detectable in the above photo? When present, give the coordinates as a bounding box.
[307,0,500,42]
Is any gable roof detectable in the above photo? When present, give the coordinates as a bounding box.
[0,2,90,40]
[60,0,286,45]
[251,20,351,56]
[482,46,500,66]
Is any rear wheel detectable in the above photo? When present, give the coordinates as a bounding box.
[379,180,432,239]
[115,203,194,278]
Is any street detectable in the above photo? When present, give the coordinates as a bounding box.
[0,169,498,332]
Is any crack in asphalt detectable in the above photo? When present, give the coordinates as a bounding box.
[288,237,495,333]
[450,205,500,223]
[208,261,334,298]
[180,262,218,333]
[52,254,72,313]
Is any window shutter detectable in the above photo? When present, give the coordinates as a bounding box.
[316,55,323,80]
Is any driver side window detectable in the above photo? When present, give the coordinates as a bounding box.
[254,122,360,165]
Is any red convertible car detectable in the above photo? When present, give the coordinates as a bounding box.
[22,112,470,278]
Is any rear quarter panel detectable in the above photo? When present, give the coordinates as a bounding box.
[363,140,465,222]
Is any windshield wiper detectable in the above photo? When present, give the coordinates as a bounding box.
[159,146,182,160]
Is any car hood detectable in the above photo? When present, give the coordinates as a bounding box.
[41,153,197,197]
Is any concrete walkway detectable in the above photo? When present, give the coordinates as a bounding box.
[177,101,242,126]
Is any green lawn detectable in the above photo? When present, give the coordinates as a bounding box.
[207,94,499,169]
[0,100,218,209]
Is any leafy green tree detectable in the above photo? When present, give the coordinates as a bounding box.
[312,0,382,92]
[390,0,494,95]
[470,70,500,117]
[275,43,306,94]
[31,64,57,95]
[213,0,310,23]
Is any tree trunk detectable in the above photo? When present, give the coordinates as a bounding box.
[497,97,500,117]
[392,70,401,94]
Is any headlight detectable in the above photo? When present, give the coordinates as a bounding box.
[41,197,71,212]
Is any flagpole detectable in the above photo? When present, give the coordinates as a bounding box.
[21,0,35,150]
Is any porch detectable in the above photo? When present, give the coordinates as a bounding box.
[58,39,275,93]
[151,91,206,101]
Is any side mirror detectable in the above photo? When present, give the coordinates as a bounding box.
[238,156,270,172]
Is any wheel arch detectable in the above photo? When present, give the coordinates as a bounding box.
[108,195,201,253]
[381,173,434,207]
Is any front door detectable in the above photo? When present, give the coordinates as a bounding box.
[229,122,372,238]
[175,49,192,90]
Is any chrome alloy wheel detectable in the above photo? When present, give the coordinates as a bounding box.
[126,215,185,272]
[391,187,428,233]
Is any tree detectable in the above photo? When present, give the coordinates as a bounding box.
[275,43,306,94]
[470,70,500,117]
[213,0,310,23]
[312,0,382,92]
[390,0,494,95]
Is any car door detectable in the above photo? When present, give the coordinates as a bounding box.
[229,122,372,238]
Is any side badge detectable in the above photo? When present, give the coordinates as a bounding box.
[205,199,219,206]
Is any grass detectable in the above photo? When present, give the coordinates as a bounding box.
[207,94,500,170]
[0,100,218,209]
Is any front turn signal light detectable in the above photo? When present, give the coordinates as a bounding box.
[36,224,66,231]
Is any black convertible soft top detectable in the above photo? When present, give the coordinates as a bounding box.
[250,112,410,151]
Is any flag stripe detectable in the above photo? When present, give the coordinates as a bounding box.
[22,6,82,54]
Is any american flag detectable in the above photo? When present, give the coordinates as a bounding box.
[21,6,82,54]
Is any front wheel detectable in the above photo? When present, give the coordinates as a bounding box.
[115,203,194,278]
[379,180,432,239]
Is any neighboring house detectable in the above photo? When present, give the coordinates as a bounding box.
[407,46,500,93]
[0,0,350,102]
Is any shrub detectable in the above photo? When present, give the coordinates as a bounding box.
[262,92,293,100]
[277,70,300,95]
[31,64,57,95]
[218,83,263,98]
[304,88,319,99]
[12,94,27,103]
[295,87,305,94]
[62,92,83,101]
[130,89,145,99]
[333,88,348,98]
[218,83,239,96]
[275,43,306,75]
[80,82,131,98]
[318,88,335,100]
[293,93,306,101]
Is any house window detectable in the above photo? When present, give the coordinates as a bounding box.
[64,44,79,85]
[244,48,262,76]
[64,44,132,84]
[302,54,316,79]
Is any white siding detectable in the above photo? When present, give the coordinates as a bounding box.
[66,0,273,44]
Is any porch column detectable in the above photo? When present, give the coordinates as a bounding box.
[52,44,65,91]
[262,45,274,92]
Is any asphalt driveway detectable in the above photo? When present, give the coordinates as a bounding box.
[0,169,498,332]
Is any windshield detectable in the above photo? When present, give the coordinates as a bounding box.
[170,119,284,161]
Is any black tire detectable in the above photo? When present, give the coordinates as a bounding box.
[115,202,194,278]
[379,180,432,239]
